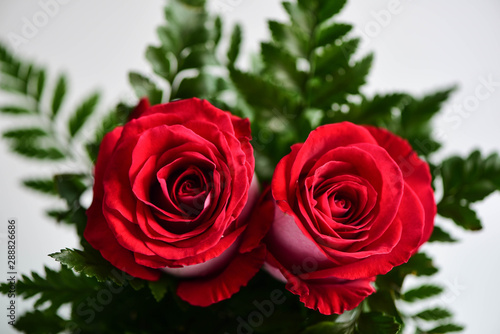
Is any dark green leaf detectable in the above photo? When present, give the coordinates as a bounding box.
[316,22,352,48]
[178,45,217,71]
[227,24,242,67]
[438,202,482,231]
[23,64,36,97]
[357,312,401,334]
[85,103,131,162]
[213,16,223,46]
[311,54,373,109]
[315,38,359,76]
[367,290,402,324]
[415,308,452,321]
[146,46,172,79]
[400,252,439,277]
[403,285,444,303]
[346,93,407,125]
[317,0,348,22]
[345,53,373,92]
[174,72,224,100]
[129,278,146,291]
[268,20,307,58]
[0,266,97,313]
[129,72,163,104]
[3,127,47,139]
[0,105,32,114]
[0,79,26,95]
[262,41,304,89]
[50,248,132,286]
[54,174,87,206]
[300,321,346,334]
[282,2,313,32]
[14,310,68,334]
[12,143,65,160]
[46,206,87,237]
[401,87,457,130]
[376,253,438,301]
[36,69,46,101]
[230,69,299,111]
[23,178,57,195]
[46,209,68,221]
[440,151,500,204]
[148,275,173,302]
[425,323,464,333]
[68,92,100,137]
[429,225,458,243]
[51,74,67,118]
[157,26,181,54]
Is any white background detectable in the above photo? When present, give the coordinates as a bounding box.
[0,0,499,333]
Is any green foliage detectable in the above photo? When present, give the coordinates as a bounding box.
[85,102,132,163]
[11,144,65,160]
[2,127,47,139]
[50,248,131,286]
[375,252,439,298]
[300,311,400,334]
[51,74,67,118]
[428,225,457,243]
[414,308,452,322]
[368,250,455,334]
[14,310,68,334]
[148,275,175,302]
[0,266,97,312]
[345,93,407,127]
[346,88,455,157]
[50,173,89,236]
[129,0,231,104]
[54,174,87,206]
[401,253,440,277]
[0,105,31,114]
[399,88,455,157]
[402,285,444,303]
[230,0,370,180]
[0,41,104,166]
[22,178,57,195]
[419,323,465,334]
[68,92,100,137]
[0,43,46,100]
[0,42,127,244]
[357,312,401,334]
[129,72,163,105]
[437,150,500,231]
[227,24,242,68]
[300,321,347,334]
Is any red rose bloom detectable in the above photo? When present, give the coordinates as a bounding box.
[266,122,435,315]
[85,98,267,306]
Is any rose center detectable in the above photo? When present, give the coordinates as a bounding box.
[329,194,352,217]
[167,168,209,218]
[178,176,204,197]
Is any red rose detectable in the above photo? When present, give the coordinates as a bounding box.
[85,98,267,306]
[266,122,435,314]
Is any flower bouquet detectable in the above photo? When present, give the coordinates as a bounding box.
[1,0,499,333]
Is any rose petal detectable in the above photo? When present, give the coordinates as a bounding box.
[365,126,435,245]
[177,246,266,306]
[266,205,335,270]
[85,127,159,280]
[302,185,425,280]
